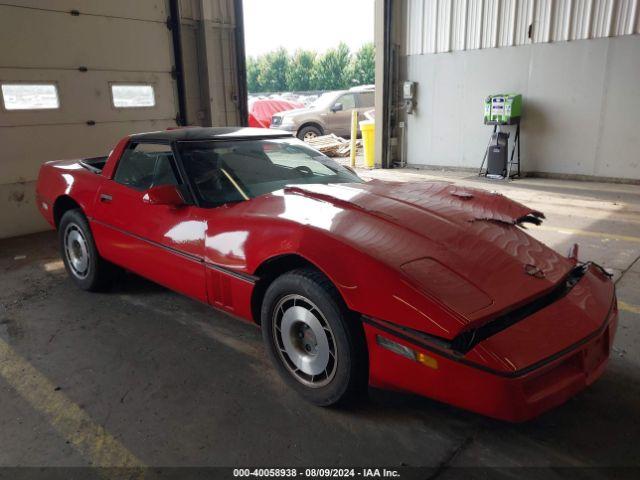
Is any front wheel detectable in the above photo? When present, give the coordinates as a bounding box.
[58,209,121,291]
[261,268,368,406]
[297,125,322,142]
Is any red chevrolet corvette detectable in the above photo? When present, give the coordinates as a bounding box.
[35,127,617,422]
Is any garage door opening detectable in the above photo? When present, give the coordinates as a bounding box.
[241,0,376,163]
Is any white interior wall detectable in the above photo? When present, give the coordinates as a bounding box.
[404,34,640,180]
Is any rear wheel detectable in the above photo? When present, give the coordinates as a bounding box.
[261,268,367,406]
[297,125,322,142]
[59,209,121,291]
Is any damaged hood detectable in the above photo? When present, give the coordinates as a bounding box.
[279,181,574,333]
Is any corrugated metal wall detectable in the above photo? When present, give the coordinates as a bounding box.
[406,0,640,55]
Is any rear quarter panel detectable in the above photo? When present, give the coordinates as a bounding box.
[35,136,129,227]
[36,161,104,227]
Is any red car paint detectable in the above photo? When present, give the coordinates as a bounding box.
[248,98,304,128]
[35,127,617,422]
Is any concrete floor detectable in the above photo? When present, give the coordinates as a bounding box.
[1,168,639,476]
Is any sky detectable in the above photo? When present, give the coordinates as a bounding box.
[242,0,375,57]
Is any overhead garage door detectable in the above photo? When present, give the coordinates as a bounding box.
[0,0,180,238]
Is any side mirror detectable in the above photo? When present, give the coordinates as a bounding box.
[143,185,185,207]
[331,103,343,112]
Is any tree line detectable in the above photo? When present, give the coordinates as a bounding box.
[246,42,375,93]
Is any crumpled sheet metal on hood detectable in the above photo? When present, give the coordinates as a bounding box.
[362,181,545,226]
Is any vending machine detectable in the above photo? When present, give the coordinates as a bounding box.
[479,94,522,179]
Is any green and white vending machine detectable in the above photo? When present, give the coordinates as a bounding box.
[480,94,522,179]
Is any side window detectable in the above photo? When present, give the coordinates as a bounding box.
[113,143,179,191]
[357,92,374,108]
[336,94,356,110]
[180,148,247,207]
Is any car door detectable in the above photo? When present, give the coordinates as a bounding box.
[176,141,258,321]
[326,93,357,137]
[90,142,208,302]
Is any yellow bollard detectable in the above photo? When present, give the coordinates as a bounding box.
[359,120,375,168]
[349,110,358,168]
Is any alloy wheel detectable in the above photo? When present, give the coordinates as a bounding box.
[272,294,337,388]
[64,223,90,279]
[303,131,317,141]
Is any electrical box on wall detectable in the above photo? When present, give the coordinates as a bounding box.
[403,81,416,114]
[403,81,416,100]
[483,94,522,125]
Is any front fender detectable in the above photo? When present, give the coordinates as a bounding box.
[242,218,463,340]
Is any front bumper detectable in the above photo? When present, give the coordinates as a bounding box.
[364,299,618,422]
[269,123,296,132]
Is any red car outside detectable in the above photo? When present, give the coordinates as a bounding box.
[248,98,303,128]
[35,127,618,422]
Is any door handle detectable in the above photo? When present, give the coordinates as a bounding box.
[99,193,112,203]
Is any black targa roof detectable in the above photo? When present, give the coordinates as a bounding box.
[128,127,294,143]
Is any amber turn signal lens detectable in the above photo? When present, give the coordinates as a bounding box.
[416,352,438,369]
[376,335,439,369]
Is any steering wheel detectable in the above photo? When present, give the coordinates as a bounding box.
[294,165,313,176]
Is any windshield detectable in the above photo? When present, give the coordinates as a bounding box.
[309,92,340,109]
[178,138,362,207]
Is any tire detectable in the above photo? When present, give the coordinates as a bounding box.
[58,209,121,291]
[297,125,322,142]
[261,268,368,406]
